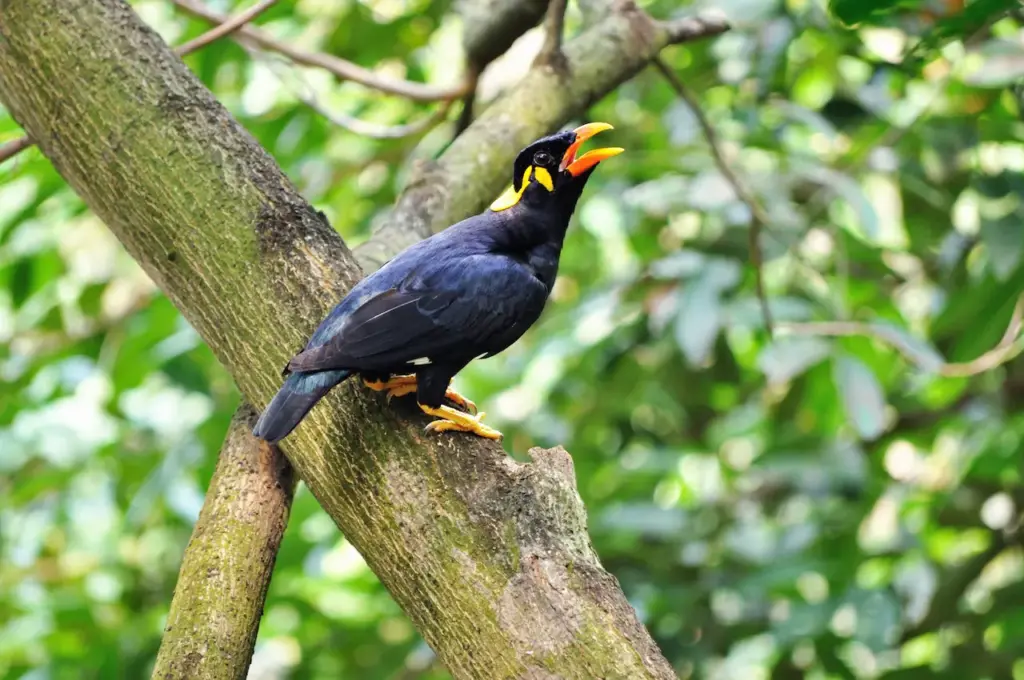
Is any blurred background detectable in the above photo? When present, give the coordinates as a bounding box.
[2,0,1024,677]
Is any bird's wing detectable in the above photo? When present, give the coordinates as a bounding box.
[288,255,546,373]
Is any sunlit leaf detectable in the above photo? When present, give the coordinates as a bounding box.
[832,355,889,440]
[758,337,833,384]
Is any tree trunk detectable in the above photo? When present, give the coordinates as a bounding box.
[0,1,721,676]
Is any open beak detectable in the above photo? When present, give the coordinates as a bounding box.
[559,122,624,176]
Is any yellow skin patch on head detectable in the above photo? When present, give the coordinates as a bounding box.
[533,166,554,191]
[489,164,555,212]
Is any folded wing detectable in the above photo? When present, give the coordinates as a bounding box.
[288,254,547,373]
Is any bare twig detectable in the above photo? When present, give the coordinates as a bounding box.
[174,0,278,56]
[653,57,774,337]
[254,49,455,139]
[173,0,469,102]
[780,293,1024,378]
[0,134,32,165]
[536,0,569,70]
[296,91,454,139]
[453,67,479,137]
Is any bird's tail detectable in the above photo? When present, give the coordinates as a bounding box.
[253,369,352,443]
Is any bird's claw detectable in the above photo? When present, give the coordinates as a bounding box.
[421,405,502,440]
[444,387,477,414]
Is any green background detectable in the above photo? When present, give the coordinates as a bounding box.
[2,0,1024,677]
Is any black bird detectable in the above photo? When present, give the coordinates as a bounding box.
[253,123,623,443]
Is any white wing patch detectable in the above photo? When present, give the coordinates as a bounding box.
[410,357,432,365]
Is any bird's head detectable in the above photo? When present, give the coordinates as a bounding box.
[489,122,623,213]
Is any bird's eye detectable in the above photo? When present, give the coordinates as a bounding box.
[533,151,553,166]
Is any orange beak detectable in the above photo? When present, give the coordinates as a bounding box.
[559,122,624,176]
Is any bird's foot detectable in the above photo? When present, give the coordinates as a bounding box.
[364,375,417,400]
[364,375,477,413]
[420,404,502,440]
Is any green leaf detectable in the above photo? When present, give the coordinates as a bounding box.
[832,355,888,440]
[758,337,833,384]
[868,322,946,374]
[673,261,738,366]
[829,0,912,26]
[850,589,900,651]
[980,205,1024,281]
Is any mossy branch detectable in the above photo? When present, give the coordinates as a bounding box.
[0,0,724,676]
[153,407,295,680]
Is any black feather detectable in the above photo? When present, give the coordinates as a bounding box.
[253,370,351,443]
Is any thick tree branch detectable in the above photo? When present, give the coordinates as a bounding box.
[153,406,296,680]
[0,1,720,676]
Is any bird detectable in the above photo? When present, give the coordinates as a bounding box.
[253,122,623,444]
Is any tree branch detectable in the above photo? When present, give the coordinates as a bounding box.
[258,50,455,139]
[172,0,469,102]
[454,0,549,134]
[780,293,1024,378]
[174,0,278,56]
[0,133,31,165]
[153,406,296,680]
[536,0,569,69]
[459,0,550,71]
[653,56,773,337]
[665,12,730,44]
[0,1,721,676]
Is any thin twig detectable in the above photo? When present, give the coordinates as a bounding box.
[173,0,469,102]
[536,0,569,69]
[174,0,278,56]
[780,294,1024,378]
[297,91,454,139]
[654,57,774,337]
[0,0,282,166]
[453,67,479,138]
[254,49,455,139]
[0,134,32,165]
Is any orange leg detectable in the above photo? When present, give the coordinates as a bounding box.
[363,375,477,413]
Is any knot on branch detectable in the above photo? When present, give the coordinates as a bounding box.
[664,10,731,45]
[510,446,595,562]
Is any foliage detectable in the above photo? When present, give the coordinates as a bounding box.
[2,0,1024,678]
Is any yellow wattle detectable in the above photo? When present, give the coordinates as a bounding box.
[489,166,533,212]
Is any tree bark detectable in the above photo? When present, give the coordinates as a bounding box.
[0,1,722,676]
[153,406,296,680]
